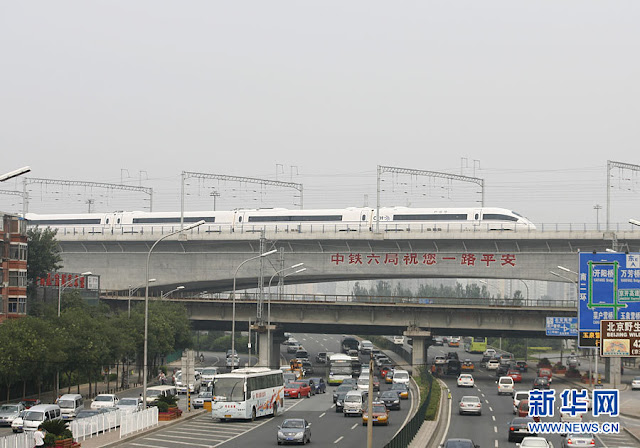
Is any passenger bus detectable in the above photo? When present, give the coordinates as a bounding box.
[211,368,284,421]
[328,353,353,385]
[464,337,488,354]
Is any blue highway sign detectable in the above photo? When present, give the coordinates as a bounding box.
[546,317,578,337]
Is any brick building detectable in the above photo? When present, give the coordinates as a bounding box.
[0,212,28,320]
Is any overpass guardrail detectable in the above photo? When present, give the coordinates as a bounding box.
[102,291,576,309]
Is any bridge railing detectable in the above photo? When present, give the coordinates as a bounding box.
[48,221,640,237]
[102,291,577,309]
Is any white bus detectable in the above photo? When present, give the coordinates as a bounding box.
[328,353,353,385]
[211,367,284,421]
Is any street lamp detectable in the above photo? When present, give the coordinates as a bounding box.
[129,279,156,318]
[630,218,640,227]
[558,265,578,276]
[267,264,305,367]
[0,166,30,182]
[143,220,205,407]
[58,271,92,317]
[161,286,185,299]
[230,249,278,370]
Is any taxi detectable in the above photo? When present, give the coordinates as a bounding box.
[362,402,389,426]
[385,370,394,384]
[379,366,394,379]
[461,359,475,372]
[507,369,522,383]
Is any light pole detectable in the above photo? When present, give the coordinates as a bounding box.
[267,264,305,367]
[143,220,205,408]
[161,286,185,299]
[129,279,156,318]
[56,271,91,398]
[231,249,278,370]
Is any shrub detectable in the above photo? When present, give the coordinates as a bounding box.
[41,419,68,436]
[537,358,551,368]
[156,401,169,412]
[157,393,179,407]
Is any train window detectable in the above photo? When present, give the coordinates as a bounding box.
[393,214,467,221]
[238,216,243,222]
[482,214,518,222]
[106,219,110,224]
[362,215,366,221]
[133,217,215,224]
[474,213,479,220]
[117,218,121,224]
[247,215,342,222]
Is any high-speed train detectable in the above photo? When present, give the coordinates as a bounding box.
[25,207,536,232]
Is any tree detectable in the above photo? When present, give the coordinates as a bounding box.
[26,227,63,300]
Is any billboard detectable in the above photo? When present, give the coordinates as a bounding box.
[578,253,640,347]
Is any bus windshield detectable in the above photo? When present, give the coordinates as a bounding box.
[214,378,245,402]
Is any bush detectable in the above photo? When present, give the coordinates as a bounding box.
[157,393,179,407]
[41,419,68,436]
[537,358,552,368]
[156,401,169,412]
[566,367,581,378]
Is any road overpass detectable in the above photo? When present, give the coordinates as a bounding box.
[102,293,576,372]
[55,223,640,292]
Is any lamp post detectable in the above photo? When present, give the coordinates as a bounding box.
[129,279,156,318]
[56,271,91,398]
[161,286,185,299]
[231,249,278,370]
[0,166,30,182]
[267,264,305,367]
[143,220,205,408]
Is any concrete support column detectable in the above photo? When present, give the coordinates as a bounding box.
[271,330,286,370]
[404,327,431,376]
[609,357,621,389]
[252,324,276,369]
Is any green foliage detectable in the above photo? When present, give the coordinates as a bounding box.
[26,227,62,293]
[158,393,179,406]
[44,433,57,446]
[156,400,169,412]
[352,280,502,299]
[41,418,68,436]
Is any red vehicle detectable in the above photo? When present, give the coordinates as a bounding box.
[380,366,393,379]
[507,369,522,383]
[517,399,540,422]
[284,381,312,399]
[537,368,553,384]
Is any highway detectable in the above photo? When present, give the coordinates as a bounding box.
[116,333,414,448]
[435,344,638,448]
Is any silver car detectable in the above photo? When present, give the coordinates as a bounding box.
[193,391,213,409]
[458,396,482,415]
[277,418,311,445]
[561,433,596,447]
[0,403,25,426]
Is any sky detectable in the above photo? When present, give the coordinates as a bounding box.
[1,1,639,226]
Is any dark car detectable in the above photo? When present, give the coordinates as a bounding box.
[342,378,358,388]
[378,390,401,410]
[516,361,528,372]
[308,377,326,394]
[496,363,510,377]
[446,352,459,360]
[301,360,314,375]
[335,391,350,412]
[372,376,381,392]
[446,359,462,376]
[441,439,480,448]
[479,355,491,368]
[315,352,328,364]
[295,349,309,360]
[333,383,357,403]
[508,417,537,442]
[532,377,550,389]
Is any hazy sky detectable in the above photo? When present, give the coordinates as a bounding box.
[1,1,639,225]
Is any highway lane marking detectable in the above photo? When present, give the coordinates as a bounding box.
[481,393,485,397]
[493,426,497,433]
[494,440,498,448]
[485,399,489,404]
[319,412,326,418]
[489,406,493,412]
[334,436,344,444]
[351,423,358,430]
[331,404,336,408]
[145,438,210,447]
[491,415,495,421]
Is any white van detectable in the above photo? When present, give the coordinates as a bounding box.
[343,390,366,416]
[22,404,61,431]
[497,376,515,396]
[392,369,410,385]
[58,394,84,420]
[146,385,178,405]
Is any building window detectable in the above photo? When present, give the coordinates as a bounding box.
[9,243,26,260]
[9,270,27,287]
[8,297,26,314]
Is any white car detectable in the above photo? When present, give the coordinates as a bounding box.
[116,397,142,414]
[561,433,595,447]
[632,376,640,390]
[458,396,482,415]
[392,335,405,345]
[516,436,553,447]
[486,359,500,370]
[434,356,447,365]
[91,394,119,410]
[457,374,474,387]
[11,411,25,433]
[392,369,410,385]
[560,411,584,423]
[513,391,529,414]
[226,355,240,368]
[497,376,515,396]
[484,348,497,357]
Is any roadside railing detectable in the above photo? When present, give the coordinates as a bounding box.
[70,409,122,441]
[0,432,35,448]
[120,407,159,438]
[384,370,434,448]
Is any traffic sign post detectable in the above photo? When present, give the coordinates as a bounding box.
[578,253,640,348]
[546,317,578,337]
[600,320,640,357]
